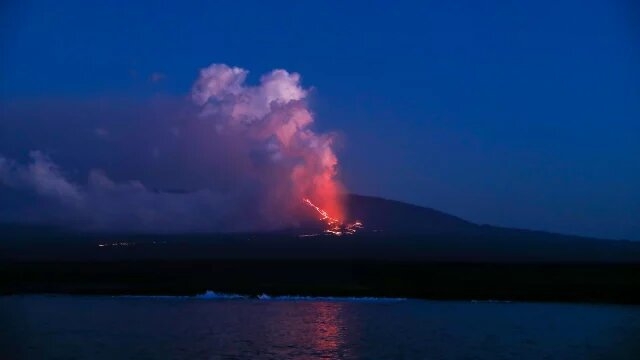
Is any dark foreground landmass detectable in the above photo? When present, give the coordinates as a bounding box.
[2,260,639,304]
[1,193,639,304]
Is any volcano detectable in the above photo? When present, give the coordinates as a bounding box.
[343,194,475,234]
[2,193,640,303]
[2,193,639,263]
[288,194,640,263]
[296,194,474,236]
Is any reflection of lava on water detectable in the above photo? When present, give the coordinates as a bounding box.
[259,301,354,358]
[311,302,347,354]
[303,198,363,236]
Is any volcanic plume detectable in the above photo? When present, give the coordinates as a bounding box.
[191,64,346,224]
[0,64,352,233]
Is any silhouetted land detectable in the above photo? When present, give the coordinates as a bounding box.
[2,259,639,304]
[1,195,639,304]
[2,230,639,304]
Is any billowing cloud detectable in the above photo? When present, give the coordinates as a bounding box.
[0,154,235,232]
[192,64,344,219]
[0,151,83,206]
[0,64,346,232]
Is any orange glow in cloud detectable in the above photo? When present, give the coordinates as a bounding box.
[192,64,356,230]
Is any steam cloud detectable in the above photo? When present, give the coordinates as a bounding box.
[0,64,345,232]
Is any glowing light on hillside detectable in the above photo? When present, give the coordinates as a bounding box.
[303,198,363,236]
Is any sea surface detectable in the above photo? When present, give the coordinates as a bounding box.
[1,294,639,359]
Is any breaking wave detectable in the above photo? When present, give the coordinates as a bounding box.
[119,290,407,302]
[253,293,406,302]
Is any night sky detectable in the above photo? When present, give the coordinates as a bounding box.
[1,0,639,239]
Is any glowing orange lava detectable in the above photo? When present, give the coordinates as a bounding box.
[311,302,345,354]
[303,198,363,236]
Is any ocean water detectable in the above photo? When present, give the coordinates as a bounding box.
[1,294,639,359]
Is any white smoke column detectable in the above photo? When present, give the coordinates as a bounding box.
[192,64,345,222]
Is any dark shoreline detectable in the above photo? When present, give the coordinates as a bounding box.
[3,260,639,305]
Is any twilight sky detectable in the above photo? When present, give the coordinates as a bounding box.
[1,0,639,239]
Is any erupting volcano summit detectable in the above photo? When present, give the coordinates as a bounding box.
[192,64,351,230]
[303,198,363,236]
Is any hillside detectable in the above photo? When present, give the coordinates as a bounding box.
[1,194,639,263]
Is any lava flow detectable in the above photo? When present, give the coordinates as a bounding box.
[303,198,363,236]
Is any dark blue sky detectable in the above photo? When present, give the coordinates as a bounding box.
[1,0,639,239]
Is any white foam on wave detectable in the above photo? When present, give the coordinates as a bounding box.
[196,291,249,300]
[255,294,406,302]
[120,291,406,302]
[110,290,407,302]
[115,291,248,300]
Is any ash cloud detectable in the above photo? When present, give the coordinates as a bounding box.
[0,64,345,232]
